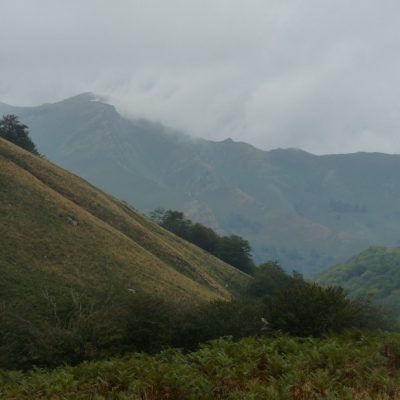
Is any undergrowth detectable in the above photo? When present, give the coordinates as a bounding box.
[2,332,400,399]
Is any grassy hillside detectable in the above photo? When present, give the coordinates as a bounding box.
[318,246,400,314]
[0,137,249,307]
[2,332,400,399]
[4,94,400,275]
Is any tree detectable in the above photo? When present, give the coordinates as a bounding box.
[150,208,256,274]
[247,261,303,298]
[0,114,39,155]
[159,210,192,239]
[149,207,167,224]
[264,282,378,336]
[216,235,255,274]
[188,223,219,254]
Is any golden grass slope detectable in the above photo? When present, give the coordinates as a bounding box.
[0,138,250,303]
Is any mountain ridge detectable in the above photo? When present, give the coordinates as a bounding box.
[3,94,400,275]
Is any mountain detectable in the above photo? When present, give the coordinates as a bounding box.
[3,93,400,275]
[0,137,249,308]
[318,246,400,315]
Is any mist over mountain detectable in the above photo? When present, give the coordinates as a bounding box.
[3,93,400,275]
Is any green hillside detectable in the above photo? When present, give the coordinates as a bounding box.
[0,137,249,306]
[318,246,400,314]
[4,93,400,275]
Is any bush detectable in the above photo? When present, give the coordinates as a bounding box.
[264,282,381,336]
[174,299,266,348]
[0,289,178,370]
[0,275,391,370]
[247,261,302,298]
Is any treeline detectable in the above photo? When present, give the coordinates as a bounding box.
[1,262,392,370]
[150,208,255,273]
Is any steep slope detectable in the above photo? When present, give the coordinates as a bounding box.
[318,246,400,314]
[0,138,249,308]
[3,93,400,275]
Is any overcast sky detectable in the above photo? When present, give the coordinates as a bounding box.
[1,0,400,154]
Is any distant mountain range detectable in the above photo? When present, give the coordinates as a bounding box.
[3,92,400,275]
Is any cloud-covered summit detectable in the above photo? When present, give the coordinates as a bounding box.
[1,0,400,154]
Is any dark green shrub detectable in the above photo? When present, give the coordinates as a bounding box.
[247,261,302,298]
[174,299,266,348]
[265,282,378,336]
[0,289,178,370]
[0,114,40,155]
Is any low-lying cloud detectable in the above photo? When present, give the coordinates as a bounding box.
[2,0,400,154]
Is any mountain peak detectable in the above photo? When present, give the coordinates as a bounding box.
[58,92,105,104]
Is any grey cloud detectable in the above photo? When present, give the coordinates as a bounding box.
[1,0,400,154]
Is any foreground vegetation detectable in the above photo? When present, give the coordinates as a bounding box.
[2,332,400,399]
[1,261,390,371]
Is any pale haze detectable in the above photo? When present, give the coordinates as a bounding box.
[1,0,400,154]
